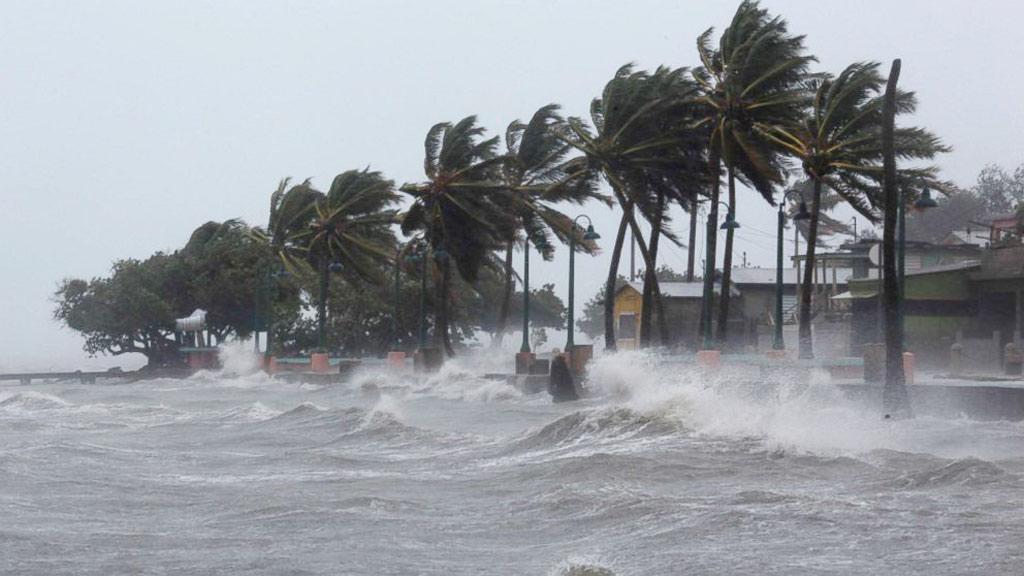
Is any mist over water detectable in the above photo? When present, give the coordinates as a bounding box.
[2,350,1022,575]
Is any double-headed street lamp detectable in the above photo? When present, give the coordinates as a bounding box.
[701,201,740,349]
[566,215,600,350]
[773,190,811,350]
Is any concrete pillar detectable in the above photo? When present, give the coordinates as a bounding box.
[268,356,280,375]
[949,342,964,375]
[387,351,407,369]
[310,352,330,373]
[863,343,885,383]
[515,352,536,375]
[414,347,444,373]
[1004,342,1022,376]
[902,352,915,385]
[568,345,593,376]
[696,349,721,370]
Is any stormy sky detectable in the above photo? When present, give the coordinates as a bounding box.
[2,0,1020,370]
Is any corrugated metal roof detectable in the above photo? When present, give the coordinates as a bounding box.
[622,281,739,298]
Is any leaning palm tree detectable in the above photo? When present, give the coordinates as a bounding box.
[558,64,708,350]
[493,104,604,345]
[282,169,400,351]
[693,0,814,345]
[758,61,950,359]
[401,116,515,356]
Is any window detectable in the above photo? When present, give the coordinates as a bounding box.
[618,313,637,339]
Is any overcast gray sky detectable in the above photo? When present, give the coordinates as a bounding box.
[2,0,1021,371]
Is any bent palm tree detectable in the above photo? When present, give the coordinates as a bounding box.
[558,64,707,350]
[493,104,603,345]
[693,0,814,345]
[759,61,950,359]
[401,116,515,356]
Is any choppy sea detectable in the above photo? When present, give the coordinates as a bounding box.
[2,348,1023,575]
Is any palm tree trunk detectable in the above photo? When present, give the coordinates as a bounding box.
[798,178,824,359]
[686,201,698,282]
[603,208,632,351]
[881,59,911,417]
[640,195,665,348]
[716,166,736,346]
[493,241,515,346]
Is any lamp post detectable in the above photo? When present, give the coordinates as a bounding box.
[566,215,600,350]
[850,216,858,242]
[316,258,344,353]
[521,238,531,354]
[774,191,810,350]
[404,246,429,350]
[897,187,938,344]
[701,201,739,349]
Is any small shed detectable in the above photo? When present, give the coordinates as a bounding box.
[613,281,737,350]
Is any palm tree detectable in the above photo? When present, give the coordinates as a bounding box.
[693,0,814,345]
[254,171,400,352]
[493,104,603,346]
[401,116,515,356]
[758,61,949,359]
[558,64,707,350]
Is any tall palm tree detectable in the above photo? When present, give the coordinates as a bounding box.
[401,116,515,356]
[283,169,400,351]
[558,64,707,350]
[758,61,949,359]
[693,0,814,345]
[493,104,603,345]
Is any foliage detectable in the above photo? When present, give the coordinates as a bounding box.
[971,163,1024,214]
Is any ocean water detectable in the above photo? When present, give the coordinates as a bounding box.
[2,349,1023,575]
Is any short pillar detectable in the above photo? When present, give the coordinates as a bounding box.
[949,342,964,375]
[1004,342,1023,376]
[310,352,330,373]
[764,349,787,361]
[387,351,407,369]
[267,356,279,375]
[863,343,885,383]
[696,349,721,370]
[515,352,536,375]
[902,352,916,385]
[414,347,444,373]
[568,344,593,376]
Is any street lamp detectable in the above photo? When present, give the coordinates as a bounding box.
[773,191,810,350]
[896,187,938,344]
[521,235,553,354]
[404,245,429,350]
[316,258,344,352]
[850,216,858,241]
[566,215,600,350]
[701,201,740,349]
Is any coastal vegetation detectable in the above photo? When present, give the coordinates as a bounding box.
[55,0,954,367]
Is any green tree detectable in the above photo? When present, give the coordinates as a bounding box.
[693,0,814,345]
[401,116,516,356]
[760,61,949,358]
[558,65,707,351]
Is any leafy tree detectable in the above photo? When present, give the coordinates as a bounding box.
[971,163,1024,214]
[401,116,516,356]
[760,61,949,358]
[558,65,707,351]
[693,0,814,345]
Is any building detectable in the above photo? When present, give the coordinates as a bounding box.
[612,280,737,350]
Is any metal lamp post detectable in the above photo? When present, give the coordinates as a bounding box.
[896,187,938,343]
[701,201,740,349]
[316,259,344,352]
[566,216,600,350]
[404,246,429,350]
[520,236,552,354]
[774,192,811,350]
